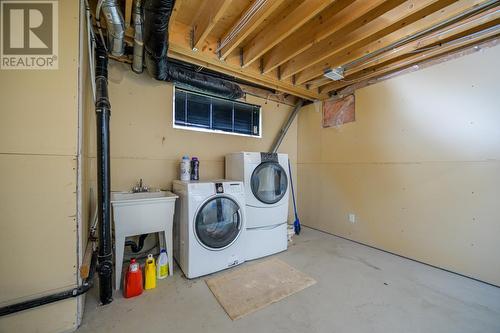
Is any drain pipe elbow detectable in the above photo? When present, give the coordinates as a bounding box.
[99,0,125,56]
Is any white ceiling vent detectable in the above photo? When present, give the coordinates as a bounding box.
[324,67,344,81]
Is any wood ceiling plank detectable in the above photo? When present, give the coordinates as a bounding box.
[341,9,500,77]
[170,48,323,100]
[279,0,411,80]
[308,4,499,89]
[168,22,324,100]
[241,0,336,68]
[219,0,286,60]
[297,0,488,85]
[125,0,133,29]
[191,0,232,51]
[263,0,381,73]
[320,28,500,94]
[168,0,185,31]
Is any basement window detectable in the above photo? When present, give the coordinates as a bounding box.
[173,87,262,137]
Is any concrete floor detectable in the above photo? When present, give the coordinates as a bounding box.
[78,227,500,333]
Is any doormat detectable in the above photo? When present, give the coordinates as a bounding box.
[205,258,316,320]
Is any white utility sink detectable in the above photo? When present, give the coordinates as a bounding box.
[111,190,178,290]
[112,190,177,202]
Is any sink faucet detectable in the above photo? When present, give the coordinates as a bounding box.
[132,178,150,193]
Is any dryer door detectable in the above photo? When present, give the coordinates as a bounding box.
[195,196,242,250]
[250,161,288,204]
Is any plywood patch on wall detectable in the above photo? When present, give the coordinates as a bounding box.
[322,94,355,128]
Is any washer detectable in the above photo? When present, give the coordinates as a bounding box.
[225,152,289,260]
[172,180,246,278]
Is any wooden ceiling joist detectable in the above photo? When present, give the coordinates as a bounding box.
[293,0,468,85]
[338,9,500,79]
[262,0,389,74]
[241,0,336,68]
[168,21,323,100]
[321,27,500,94]
[191,0,232,51]
[300,0,491,87]
[123,0,499,100]
[218,0,286,60]
[168,0,184,31]
[279,0,412,81]
[307,5,499,90]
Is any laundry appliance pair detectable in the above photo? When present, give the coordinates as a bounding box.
[173,152,289,279]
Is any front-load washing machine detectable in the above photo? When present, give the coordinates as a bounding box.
[172,180,246,278]
[225,152,289,260]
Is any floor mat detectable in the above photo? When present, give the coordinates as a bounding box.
[205,258,316,320]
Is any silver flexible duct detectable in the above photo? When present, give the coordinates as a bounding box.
[96,0,125,56]
[132,0,144,73]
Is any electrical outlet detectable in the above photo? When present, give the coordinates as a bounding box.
[348,213,356,224]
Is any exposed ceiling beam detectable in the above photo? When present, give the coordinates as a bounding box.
[308,4,500,90]
[241,0,336,68]
[279,0,411,80]
[168,0,184,31]
[124,0,133,29]
[339,9,500,79]
[331,36,499,96]
[297,0,489,85]
[321,28,500,94]
[218,0,286,60]
[168,21,324,100]
[191,0,232,51]
[262,0,385,74]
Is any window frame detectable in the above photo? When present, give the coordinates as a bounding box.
[172,86,263,138]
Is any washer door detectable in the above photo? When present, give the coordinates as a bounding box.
[251,161,288,204]
[195,196,242,250]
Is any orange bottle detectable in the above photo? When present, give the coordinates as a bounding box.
[124,258,143,298]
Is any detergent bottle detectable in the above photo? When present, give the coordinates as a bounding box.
[157,249,169,279]
[124,258,143,298]
[144,254,157,290]
[180,155,190,181]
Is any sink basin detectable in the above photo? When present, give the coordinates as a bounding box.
[111,190,177,202]
[111,190,178,290]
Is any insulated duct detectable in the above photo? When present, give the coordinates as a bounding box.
[132,0,144,73]
[143,0,173,80]
[97,0,125,56]
[95,42,113,305]
[144,0,244,99]
[165,62,244,99]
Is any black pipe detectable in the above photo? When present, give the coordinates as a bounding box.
[143,0,243,99]
[95,41,113,305]
[165,62,244,99]
[125,234,149,253]
[143,0,174,80]
[0,252,98,317]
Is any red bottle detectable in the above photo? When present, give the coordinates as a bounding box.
[124,258,143,298]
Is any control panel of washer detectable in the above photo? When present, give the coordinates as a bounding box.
[215,183,224,194]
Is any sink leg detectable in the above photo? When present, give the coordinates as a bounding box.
[159,230,173,276]
[165,229,174,276]
[115,236,125,290]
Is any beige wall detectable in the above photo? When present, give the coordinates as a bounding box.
[0,1,81,332]
[85,61,298,221]
[298,44,500,286]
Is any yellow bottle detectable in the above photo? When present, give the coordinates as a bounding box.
[144,254,156,290]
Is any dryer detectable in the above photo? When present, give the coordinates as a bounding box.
[172,180,246,278]
[225,152,289,260]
